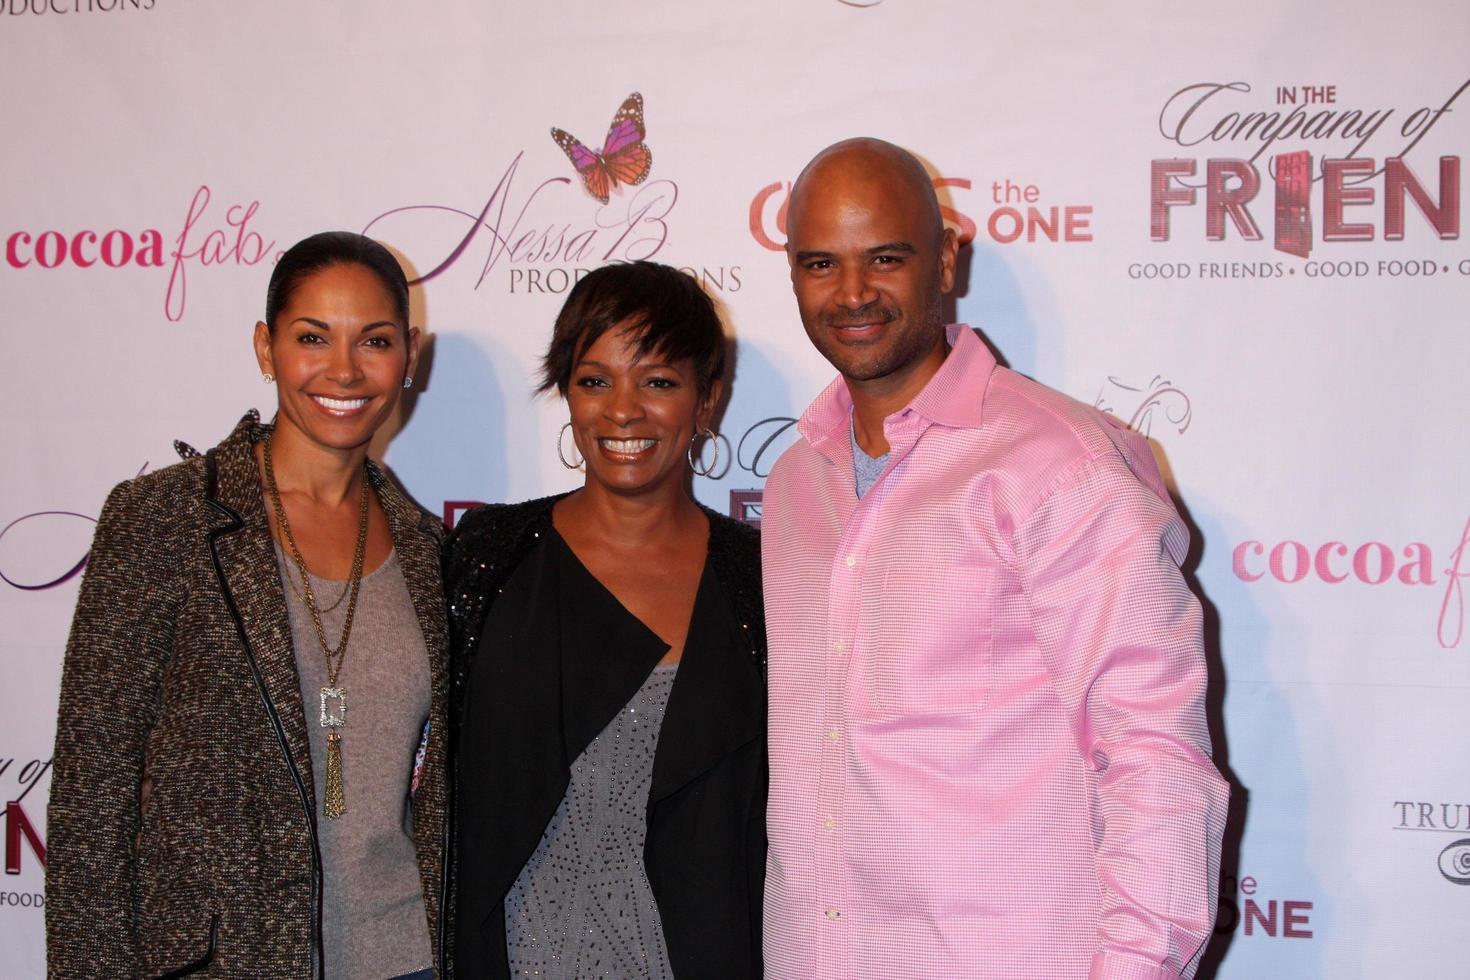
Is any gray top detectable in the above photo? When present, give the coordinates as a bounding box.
[505,662,680,980]
[277,546,434,980]
[851,416,890,498]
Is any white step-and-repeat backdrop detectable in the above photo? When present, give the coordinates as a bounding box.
[2,1,1467,976]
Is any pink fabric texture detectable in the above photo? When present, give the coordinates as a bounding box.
[761,325,1229,980]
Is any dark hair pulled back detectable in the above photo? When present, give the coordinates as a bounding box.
[264,231,410,332]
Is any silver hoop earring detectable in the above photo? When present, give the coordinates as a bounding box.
[261,373,275,384]
[557,422,585,470]
[402,376,414,390]
[688,427,720,477]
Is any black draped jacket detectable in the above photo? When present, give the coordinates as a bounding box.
[443,494,767,979]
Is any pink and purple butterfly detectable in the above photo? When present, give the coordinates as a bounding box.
[550,92,653,205]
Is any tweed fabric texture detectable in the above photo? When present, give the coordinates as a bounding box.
[46,411,450,979]
[762,326,1229,980]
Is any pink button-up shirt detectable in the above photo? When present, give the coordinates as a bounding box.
[762,325,1229,980]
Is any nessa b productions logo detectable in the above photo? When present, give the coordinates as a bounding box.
[2,0,153,16]
[1139,77,1467,280]
[363,92,740,299]
[751,174,1093,252]
[3,185,276,322]
[1233,512,1470,649]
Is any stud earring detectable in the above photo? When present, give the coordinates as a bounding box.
[557,422,585,470]
[402,376,414,390]
[262,373,275,384]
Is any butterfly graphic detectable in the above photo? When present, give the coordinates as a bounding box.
[550,92,653,205]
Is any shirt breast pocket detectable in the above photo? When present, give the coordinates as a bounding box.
[864,562,996,719]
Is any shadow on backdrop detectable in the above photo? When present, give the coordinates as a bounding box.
[370,249,513,520]
[371,249,440,513]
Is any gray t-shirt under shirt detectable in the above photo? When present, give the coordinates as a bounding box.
[851,416,889,498]
[277,546,433,980]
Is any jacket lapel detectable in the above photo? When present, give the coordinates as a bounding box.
[556,531,669,755]
[456,538,570,927]
[649,558,765,804]
[204,415,318,810]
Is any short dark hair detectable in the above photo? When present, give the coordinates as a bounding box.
[264,231,410,332]
[538,261,726,399]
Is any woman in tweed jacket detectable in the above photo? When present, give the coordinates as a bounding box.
[45,233,449,979]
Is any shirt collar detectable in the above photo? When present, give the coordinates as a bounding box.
[798,324,995,460]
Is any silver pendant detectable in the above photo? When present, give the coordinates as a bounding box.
[320,687,347,728]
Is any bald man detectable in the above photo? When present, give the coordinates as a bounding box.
[759,139,1229,980]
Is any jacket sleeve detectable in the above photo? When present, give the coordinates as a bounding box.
[1015,453,1229,980]
[441,505,500,670]
[438,501,504,975]
[46,477,184,978]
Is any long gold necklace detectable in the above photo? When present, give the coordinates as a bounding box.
[262,432,370,820]
[280,560,352,613]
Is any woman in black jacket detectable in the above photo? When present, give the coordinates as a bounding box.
[445,261,766,979]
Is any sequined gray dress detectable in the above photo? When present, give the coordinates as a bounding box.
[504,660,679,979]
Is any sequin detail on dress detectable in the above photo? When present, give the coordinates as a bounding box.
[505,663,679,979]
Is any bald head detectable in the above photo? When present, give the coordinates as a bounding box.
[784,137,959,402]
[788,138,944,246]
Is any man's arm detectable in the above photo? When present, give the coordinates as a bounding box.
[1017,452,1229,980]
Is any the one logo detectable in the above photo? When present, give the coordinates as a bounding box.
[750,175,1092,251]
[551,92,654,206]
[1213,874,1315,939]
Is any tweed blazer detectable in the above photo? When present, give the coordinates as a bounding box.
[45,411,450,980]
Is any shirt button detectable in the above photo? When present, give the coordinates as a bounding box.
[832,639,846,652]
[825,908,841,920]
[844,555,857,568]
[823,817,836,831]
[826,728,841,742]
